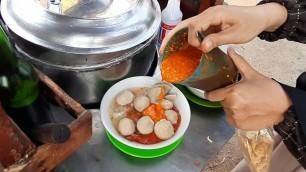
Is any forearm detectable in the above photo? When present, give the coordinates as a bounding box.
[258,0,306,43]
[260,3,288,32]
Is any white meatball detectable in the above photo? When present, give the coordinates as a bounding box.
[154,119,174,140]
[161,99,173,110]
[164,94,177,102]
[136,116,154,134]
[134,96,150,112]
[116,90,135,106]
[147,87,161,103]
[165,110,178,124]
[118,118,135,136]
[153,84,172,95]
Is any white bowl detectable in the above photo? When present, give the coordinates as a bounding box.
[100,76,191,150]
[186,86,206,99]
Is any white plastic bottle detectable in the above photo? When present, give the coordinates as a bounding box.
[158,0,183,46]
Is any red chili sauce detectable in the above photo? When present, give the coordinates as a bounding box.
[126,108,181,144]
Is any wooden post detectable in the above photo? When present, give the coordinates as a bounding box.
[0,104,35,168]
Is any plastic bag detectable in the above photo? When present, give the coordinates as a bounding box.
[237,128,274,172]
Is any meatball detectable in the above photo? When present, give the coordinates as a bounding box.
[134,96,150,112]
[136,116,154,134]
[118,118,135,136]
[154,119,174,140]
[161,99,173,110]
[165,110,178,124]
[116,90,135,106]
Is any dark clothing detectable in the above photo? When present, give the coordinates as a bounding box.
[274,106,306,168]
[258,0,306,168]
[258,0,306,43]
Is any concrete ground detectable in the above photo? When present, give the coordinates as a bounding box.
[202,0,306,171]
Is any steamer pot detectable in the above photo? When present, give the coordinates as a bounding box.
[1,0,161,106]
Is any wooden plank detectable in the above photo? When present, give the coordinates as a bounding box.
[22,110,92,172]
[36,70,85,118]
[0,105,35,168]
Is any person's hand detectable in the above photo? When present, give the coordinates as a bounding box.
[159,3,287,53]
[205,47,292,131]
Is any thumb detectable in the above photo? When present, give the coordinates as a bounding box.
[227,47,255,78]
[159,19,191,55]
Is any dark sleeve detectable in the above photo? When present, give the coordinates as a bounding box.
[273,73,306,168]
[274,106,306,168]
[257,0,306,43]
[279,83,306,134]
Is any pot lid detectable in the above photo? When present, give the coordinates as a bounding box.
[1,0,161,54]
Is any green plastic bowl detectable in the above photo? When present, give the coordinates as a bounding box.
[106,131,183,158]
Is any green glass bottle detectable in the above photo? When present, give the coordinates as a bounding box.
[0,24,70,144]
[0,27,39,108]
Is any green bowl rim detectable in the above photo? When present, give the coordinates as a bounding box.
[175,84,222,108]
[106,131,184,158]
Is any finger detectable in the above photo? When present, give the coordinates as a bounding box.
[205,87,229,102]
[223,107,233,116]
[235,115,271,131]
[159,18,194,54]
[223,107,236,126]
[187,22,214,49]
[219,99,232,108]
[187,8,224,49]
[226,116,235,127]
[188,25,202,49]
[232,112,248,121]
[227,47,256,78]
[222,98,247,121]
[200,26,239,52]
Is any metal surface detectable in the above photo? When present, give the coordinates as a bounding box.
[14,32,157,69]
[54,104,234,172]
[18,40,157,106]
[44,0,113,18]
[1,0,161,54]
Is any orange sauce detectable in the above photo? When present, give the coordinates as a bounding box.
[126,113,182,144]
[126,132,162,145]
[172,107,181,132]
[142,104,165,123]
[161,45,202,83]
[142,86,166,123]
[126,108,142,123]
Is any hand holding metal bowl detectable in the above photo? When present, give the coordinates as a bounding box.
[160,27,239,92]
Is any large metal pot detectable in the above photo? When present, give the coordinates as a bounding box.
[1,0,161,106]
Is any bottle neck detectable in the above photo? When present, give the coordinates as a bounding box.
[166,0,181,12]
[0,27,18,73]
[163,0,182,23]
[167,0,181,7]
